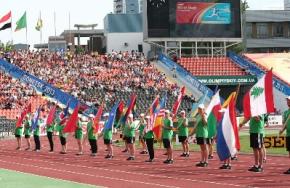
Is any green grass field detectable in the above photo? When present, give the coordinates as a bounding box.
[0,169,101,188]
[115,130,289,156]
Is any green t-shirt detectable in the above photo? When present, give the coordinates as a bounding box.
[124,123,135,138]
[144,130,154,139]
[23,120,31,136]
[249,116,265,134]
[87,121,97,140]
[33,120,40,136]
[283,109,290,136]
[195,115,208,138]
[75,121,83,139]
[103,129,112,140]
[46,122,54,133]
[177,117,188,137]
[162,118,173,139]
[15,127,23,136]
[138,123,145,137]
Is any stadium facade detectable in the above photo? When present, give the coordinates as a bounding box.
[245,10,290,53]
[113,0,142,14]
[285,0,290,10]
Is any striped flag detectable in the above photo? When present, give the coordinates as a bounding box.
[217,95,240,161]
[93,104,103,134]
[0,11,11,31]
[152,95,167,140]
[172,86,186,117]
[243,70,275,119]
[31,107,41,131]
[205,90,222,138]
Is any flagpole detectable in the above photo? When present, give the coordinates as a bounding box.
[40,11,42,43]
[26,11,28,50]
[10,11,13,44]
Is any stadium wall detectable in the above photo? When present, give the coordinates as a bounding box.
[106,32,150,55]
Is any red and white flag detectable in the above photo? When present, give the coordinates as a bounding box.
[243,70,275,119]
[172,86,186,117]
[0,11,11,31]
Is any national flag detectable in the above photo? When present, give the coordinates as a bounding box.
[31,107,41,131]
[63,105,79,133]
[190,90,208,118]
[16,103,31,127]
[243,70,275,119]
[172,86,186,117]
[103,102,119,130]
[205,90,222,138]
[222,92,236,108]
[93,104,103,134]
[35,17,43,31]
[119,94,137,125]
[0,11,11,31]
[115,100,124,124]
[60,99,70,119]
[46,105,56,126]
[15,12,27,32]
[146,96,159,132]
[216,96,240,161]
[152,95,167,140]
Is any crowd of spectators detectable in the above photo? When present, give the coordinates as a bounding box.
[0,50,185,110]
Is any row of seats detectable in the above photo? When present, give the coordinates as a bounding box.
[178,57,247,76]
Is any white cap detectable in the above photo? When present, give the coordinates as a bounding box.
[128,114,133,118]
[103,113,109,117]
[198,104,205,109]
[180,110,185,114]
[140,113,145,117]
[89,114,95,118]
[145,116,150,119]
[81,116,88,122]
[165,110,170,114]
[286,96,290,100]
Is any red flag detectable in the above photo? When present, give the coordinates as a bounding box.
[16,103,31,127]
[116,100,124,123]
[172,86,186,117]
[63,105,79,133]
[46,105,56,126]
[93,104,103,134]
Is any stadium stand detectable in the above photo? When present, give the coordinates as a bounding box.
[0,50,194,120]
[178,57,247,76]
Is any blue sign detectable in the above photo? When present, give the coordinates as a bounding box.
[0,59,88,111]
[158,54,213,98]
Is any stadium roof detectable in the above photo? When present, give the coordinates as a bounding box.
[60,29,104,37]
[246,10,290,22]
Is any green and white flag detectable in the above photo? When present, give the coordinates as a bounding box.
[15,12,27,32]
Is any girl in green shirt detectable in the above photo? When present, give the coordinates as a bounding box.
[83,115,98,157]
[177,110,189,157]
[138,114,147,154]
[15,116,24,150]
[162,110,174,164]
[103,113,113,159]
[124,114,136,160]
[23,116,32,150]
[75,118,84,155]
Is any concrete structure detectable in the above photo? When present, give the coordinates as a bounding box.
[285,0,290,10]
[48,36,67,52]
[113,0,141,14]
[245,10,290,52]
[60,28,104,53]
[104,13,150,55]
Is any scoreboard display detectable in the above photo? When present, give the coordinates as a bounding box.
[146,0,242,38]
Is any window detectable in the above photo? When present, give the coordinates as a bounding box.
[256,23,268,38]
[246,23,252,38]
[272,23,284,37]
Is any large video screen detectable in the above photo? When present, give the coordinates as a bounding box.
[146,0,241,38]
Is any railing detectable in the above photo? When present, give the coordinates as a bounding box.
[0,116,16,138]
[228,52,290,96]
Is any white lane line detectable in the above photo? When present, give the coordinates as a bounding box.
[0,152,249,188]
[0,159,180,188]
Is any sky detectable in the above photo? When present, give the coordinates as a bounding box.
[0,0,285,46]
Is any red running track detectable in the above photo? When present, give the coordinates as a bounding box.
[0,136,289,188]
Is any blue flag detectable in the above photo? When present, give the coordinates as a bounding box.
[103,102,119,130]
[31,107,41,130]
